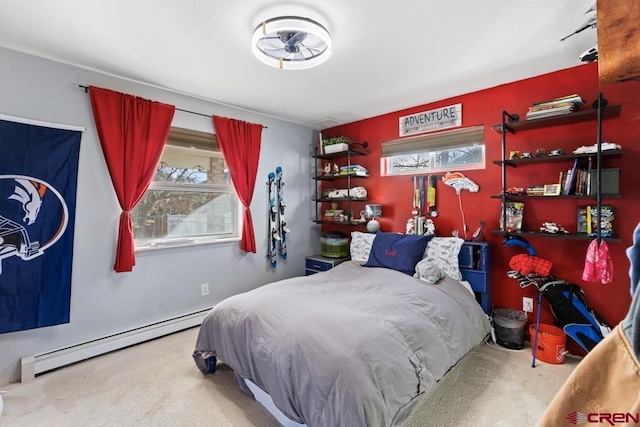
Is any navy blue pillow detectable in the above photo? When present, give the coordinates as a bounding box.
[363,233,434,275]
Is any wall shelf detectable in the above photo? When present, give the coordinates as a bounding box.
[491,105,621,134]
[492,149,623,167]
[490,194,621,201]
[490,230,620,243]
[313,174,370,181]
[493,93,621,243]
[313,143,370,228]
[313,220,367,226]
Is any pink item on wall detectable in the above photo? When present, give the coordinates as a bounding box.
[582,239,614,284]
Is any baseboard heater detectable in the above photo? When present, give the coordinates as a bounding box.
[20,308,211,383]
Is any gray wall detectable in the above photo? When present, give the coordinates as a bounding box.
[0,47,321,383]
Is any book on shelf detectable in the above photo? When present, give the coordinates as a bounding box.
[532,94,585,108]
[564,158,579,195]
[526,94,585,119]
[499,201,524,232]
[557,157,596,196]
[577,205,614,236]
[339,164,368,176]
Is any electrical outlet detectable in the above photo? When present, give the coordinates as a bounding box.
[201,283,209,296]
[523,297,533,313]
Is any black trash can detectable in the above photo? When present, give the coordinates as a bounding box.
[493,307,528,350]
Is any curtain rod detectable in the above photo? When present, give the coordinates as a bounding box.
[77,84,267,128]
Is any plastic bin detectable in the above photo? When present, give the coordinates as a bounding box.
[493,307,528,350]
[530,324,567,364]
[321,232,349,258]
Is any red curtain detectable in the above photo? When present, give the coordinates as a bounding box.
[212,115,263,253]
[89,86,175,272]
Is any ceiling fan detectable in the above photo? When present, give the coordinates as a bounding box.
[252,16,332,70]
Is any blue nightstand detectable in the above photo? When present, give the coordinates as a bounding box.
[305,254,349,276]
[458,241,492,315]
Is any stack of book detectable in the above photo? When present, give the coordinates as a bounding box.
[526,94,585,120]
[339,165,368,176]
[526,186,545,196]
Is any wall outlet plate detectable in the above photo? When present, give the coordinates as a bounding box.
[201,283,209,296]
[523,297,533,313]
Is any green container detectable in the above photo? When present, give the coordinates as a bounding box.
[321,232,349,258]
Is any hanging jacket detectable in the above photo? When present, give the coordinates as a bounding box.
[623,223,640,362]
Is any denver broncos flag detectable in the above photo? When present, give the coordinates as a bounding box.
[0,117,82,334]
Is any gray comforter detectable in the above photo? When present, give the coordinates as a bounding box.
[193,261,490,427]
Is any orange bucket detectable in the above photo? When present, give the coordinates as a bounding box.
[530,324,567,364]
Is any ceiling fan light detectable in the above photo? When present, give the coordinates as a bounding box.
[252,16,332,70]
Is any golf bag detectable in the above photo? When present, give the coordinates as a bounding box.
[538,278,611,352]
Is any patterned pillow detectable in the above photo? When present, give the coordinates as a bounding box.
[350,231,377,262]
[424,237,465,280]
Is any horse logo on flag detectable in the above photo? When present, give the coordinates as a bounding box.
[0,175,68,274]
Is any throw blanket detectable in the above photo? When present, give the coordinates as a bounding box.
[193,261,490,427]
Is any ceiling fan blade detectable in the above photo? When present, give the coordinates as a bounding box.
[292,51,306,61]
[300,44,323,52]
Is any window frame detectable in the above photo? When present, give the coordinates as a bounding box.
[133,127,241,251]
[381,125,486,176]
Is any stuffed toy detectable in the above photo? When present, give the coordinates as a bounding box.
[414,258,445,284]
[509,253,553,278]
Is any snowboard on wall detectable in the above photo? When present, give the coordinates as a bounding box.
[275,166,289,260]
[267,171,280,268]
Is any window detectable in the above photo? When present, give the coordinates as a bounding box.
[381,126,485,176]
[132,127,239,248]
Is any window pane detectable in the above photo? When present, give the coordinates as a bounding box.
[389,153,431,174]
[131,129,238,247]
[132,190,235,241]
[157,146,230,185]
[434,145,483,168]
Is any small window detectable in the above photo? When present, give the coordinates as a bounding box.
[132,128,239,248]
[381,126,485,176]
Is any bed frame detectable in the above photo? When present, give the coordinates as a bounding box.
[458,241,492,315]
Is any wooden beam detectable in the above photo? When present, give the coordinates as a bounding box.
[597,0,640,85]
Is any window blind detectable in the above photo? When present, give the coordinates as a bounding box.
[381,125,484,157]
[166,127,219,151]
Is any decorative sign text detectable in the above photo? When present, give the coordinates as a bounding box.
[399,104,462,137]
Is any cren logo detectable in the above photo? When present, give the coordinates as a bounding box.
[567,411,587,425]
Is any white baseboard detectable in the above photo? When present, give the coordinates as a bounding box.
[20,308,211,383]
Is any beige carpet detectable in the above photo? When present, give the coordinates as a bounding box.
[1,327,579,427]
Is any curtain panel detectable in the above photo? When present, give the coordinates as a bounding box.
[212,115,263,253]
[89,86,175,272]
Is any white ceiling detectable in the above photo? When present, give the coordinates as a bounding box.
[0,1,598,130]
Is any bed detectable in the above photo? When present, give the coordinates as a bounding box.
[193,233,491,427]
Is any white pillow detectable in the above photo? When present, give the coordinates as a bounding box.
[423,237,464,280]
[350,231,377,262]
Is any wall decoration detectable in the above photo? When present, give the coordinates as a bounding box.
[398,103,462,137]
[543,184,561,196]
[0,116,82,334]
[442,171,479,239]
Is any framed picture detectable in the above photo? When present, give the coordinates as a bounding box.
[509,150,520,160]
[543,184,561,196]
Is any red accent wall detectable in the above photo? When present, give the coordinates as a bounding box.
[323,63,640,337]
